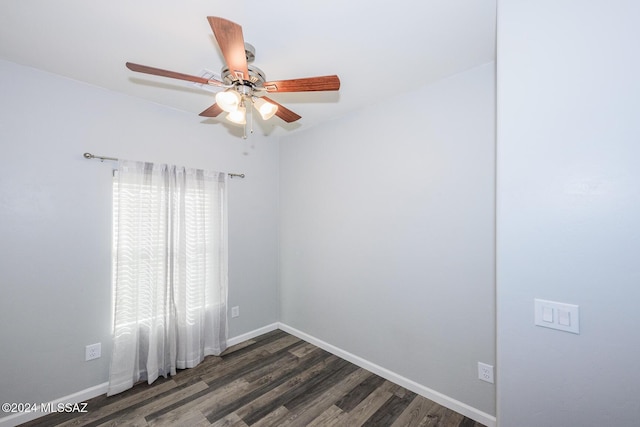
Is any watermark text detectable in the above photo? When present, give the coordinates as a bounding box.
[2,402,89,413]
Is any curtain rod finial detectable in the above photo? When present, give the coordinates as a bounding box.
[83,153,93,159]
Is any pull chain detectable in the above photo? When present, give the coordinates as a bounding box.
[250,103,254,135]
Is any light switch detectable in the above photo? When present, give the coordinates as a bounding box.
[558,309,571,326]
[534,299,580,334]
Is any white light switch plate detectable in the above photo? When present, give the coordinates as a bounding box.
[534,299,580,334]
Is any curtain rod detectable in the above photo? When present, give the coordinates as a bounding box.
[83,153,245,179]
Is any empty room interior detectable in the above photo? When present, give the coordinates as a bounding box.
[1,1,639,426]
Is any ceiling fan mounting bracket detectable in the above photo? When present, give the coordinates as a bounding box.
[244,43,256,63]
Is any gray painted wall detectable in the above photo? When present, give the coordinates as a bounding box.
[279,63,496,415]
[0,59,279,414]
[497,2,640,425]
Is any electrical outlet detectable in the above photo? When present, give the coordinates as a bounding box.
[478,362,494,384]
[231,306,240,318]
[85,343,101,361]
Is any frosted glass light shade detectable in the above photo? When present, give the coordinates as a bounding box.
[225,106,246,125]
[215,90,241,113]
[253,97,278,120]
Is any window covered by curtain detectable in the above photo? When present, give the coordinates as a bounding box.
[108,160,228,396]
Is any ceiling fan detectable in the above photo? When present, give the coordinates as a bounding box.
[125,16,340,130]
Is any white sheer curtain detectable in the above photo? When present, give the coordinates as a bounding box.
[108,160,228,396]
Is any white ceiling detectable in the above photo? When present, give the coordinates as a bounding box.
[0,0,496,136]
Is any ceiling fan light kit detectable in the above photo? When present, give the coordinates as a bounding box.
[253,97,278,120]
[226,106,247,125]
[125,16,340,137]
[215,90,241,113]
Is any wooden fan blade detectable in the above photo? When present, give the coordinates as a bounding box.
[263,75,340,93]
[262,97,302,123]
[126,62,224,86]
[199,103,223,117]
[207,16,249,81]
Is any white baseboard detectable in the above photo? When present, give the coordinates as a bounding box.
[278,323,497,427]
[227,322,279,347]
[0,382,108,427]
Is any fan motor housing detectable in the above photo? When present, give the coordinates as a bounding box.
[221,64,266,87]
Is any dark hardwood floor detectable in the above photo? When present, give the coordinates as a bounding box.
[21,330,486,427]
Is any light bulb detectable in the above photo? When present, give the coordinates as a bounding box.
[253,97,278,120]
[215,90,241,113]
[226,106,246,125]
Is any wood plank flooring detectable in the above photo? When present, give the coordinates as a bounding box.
[20,330,486,427]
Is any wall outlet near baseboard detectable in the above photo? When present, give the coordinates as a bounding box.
[231,306,240,318]
[478,362,494,383]
[85,343,101,361]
